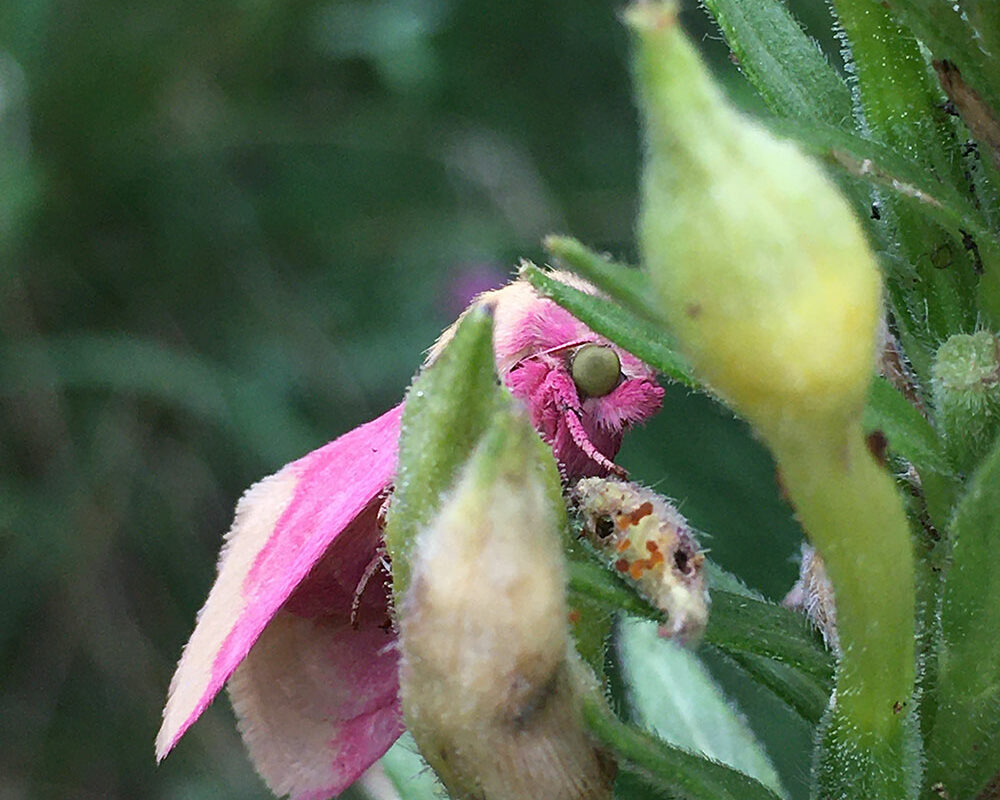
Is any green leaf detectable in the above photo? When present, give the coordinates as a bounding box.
[384,306,503,597]
[520,264,697,387]
[705,588,834,688]
[582,695,784,800]
[699,0,852,126]
[830,0,980,342]
[830,0,962,181]
[618,618,787,798]
[885,0,1000,114]
[543,235,664,323]
[768,115,1000,335]
[567,555,834,723]
[718,650,831,725]
[962,2,1000,82]
[864,377,949,477]
[925,434,1000,799]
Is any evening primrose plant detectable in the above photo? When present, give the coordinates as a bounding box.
[159,1,1000,799]
[385,2,1000,799]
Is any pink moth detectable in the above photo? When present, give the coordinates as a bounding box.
[156,271,664,800]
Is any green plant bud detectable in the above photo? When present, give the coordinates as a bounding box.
[398,408,616,800]
[628,1,882,436]
[932,331,1000,473]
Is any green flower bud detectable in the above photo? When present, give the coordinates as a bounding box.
[932,331,1000,473]
[628,1,882,436]
[399,408,615,800]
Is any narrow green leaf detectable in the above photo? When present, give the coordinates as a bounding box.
[520,264,697,387]
[567,554,834,723]
[831,0,963,182]
[618,618,787,798]
[925,434,1000,799]
[582,695,784,800]
[885,0,1000,114]
[543,235,664,323]
[384,306,503,597]
[699,0,852,125]
[962,2,1000,82]
[831,0,979,341]
[705,589,834,686]
[718,650,830,725]
[864,377,950,476]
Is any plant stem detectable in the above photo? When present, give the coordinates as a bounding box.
[772,421,914,737]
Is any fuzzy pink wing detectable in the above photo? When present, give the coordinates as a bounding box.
[227,603,403,800]
[156,403,404,761]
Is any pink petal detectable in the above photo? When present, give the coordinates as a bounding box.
[156,404,403,760]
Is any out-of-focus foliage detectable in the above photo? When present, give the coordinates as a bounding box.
[0,1,835,798]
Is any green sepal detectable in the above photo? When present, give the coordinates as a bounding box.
[384,305,503,598]
[925,433,1000,798]
[931,331,1000,475]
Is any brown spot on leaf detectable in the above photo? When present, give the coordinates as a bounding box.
[866,430,889,466]
[934,59,1000,172]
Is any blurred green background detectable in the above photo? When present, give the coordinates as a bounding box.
[0,1,843,797]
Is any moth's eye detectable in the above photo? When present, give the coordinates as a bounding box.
[571,344,621,398]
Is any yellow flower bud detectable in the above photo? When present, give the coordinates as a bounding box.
[629,1,882,435]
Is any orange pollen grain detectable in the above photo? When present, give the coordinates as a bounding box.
[646,540,659,553]
[616,538,632,553]
[615,558,630,573]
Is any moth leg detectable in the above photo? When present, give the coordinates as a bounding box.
[352,542,391,630]
[532,368,627,477]
[549,372,626,477]
[564,412,626,477]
